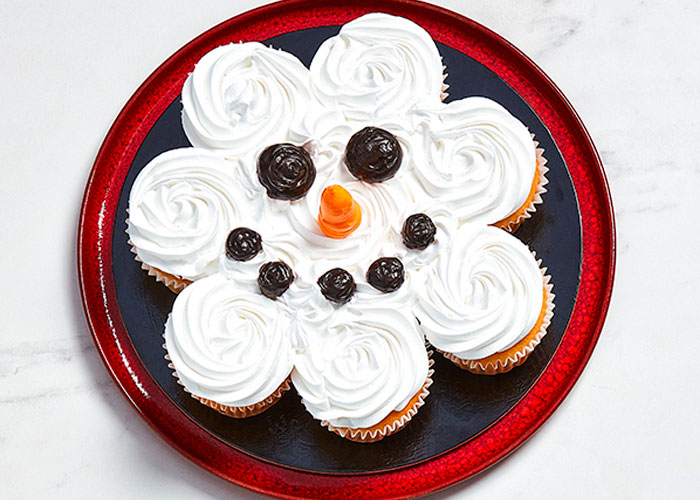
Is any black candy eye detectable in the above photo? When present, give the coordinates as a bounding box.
[226,227,262,261]
[344,127,403,183]
[258,261,294,299]
[401,213,436,250]
[366,257,404,293]
[317,268,356,305]
[257,143,316,200]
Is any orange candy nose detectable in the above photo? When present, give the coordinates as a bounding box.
[318,185,362,239]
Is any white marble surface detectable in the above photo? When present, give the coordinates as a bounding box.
[2,0,699,498]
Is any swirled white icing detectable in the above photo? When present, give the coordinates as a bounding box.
[291,284,428,429]
[164,274,293,407]
[405,97,537,224]
[309,13,444,120]
[127,148,261,280]
[131,13,552,426]
[415,223,543,360]
[181,42,312,161]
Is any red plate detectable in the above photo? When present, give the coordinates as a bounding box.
[78,0,615,497]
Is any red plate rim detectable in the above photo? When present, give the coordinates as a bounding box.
[77,0,616,498]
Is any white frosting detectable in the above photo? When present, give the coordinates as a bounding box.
[415,223,544,360]
[164,274,293,407]
[181,42,312,162]
[291,284,428,429]
[131,14,551,426]
[405,97,537,224]
[127,148,261,280]
[309,13,444,120]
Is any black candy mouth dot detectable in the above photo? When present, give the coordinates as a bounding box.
[258,261,294,299]
[402,213,437,250]
[317,268,356,305]
[226,227,263,261]
[366,257,405,293]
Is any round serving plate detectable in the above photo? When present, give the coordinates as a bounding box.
[78,0,615,497]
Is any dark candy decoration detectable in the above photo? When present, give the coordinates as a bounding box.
[225,227,262,261]
[317,268,356,305]
[257,143,316,200]
[344,127,403,182]
[366,257,405,293]
[257,261,294,299]
[402,213,437,250]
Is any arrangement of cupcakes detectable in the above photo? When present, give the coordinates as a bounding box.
[126,13,555,443]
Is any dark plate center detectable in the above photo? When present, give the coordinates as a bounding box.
[112,26,581,473]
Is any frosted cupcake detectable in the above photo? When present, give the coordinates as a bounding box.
[127,148,262,292]
[415,223,554,374]
[181,42,313,164]
[308,12,447,122]
[290,280,432,442]
[164,274,293,417]
[405,97,548,232]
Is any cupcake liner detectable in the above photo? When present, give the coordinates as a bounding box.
[492,135,549,233]
[191,378,291,418]
[440,64,449,101]
[441,259,555,375]
[322,354,435,443]
[163,339,291,418]
[125,219,191,294]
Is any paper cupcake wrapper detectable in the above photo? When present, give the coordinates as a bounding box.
[125,218,191,294]
[191,378,291,418]
[322,354,435,443]
[163,337,291,418]
[440,259,555,375]
[493,135,549,233]
[441,64,449,101]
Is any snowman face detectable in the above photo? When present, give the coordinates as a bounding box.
[220,123,433,305]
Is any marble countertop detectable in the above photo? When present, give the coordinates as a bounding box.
[3,0,698,498]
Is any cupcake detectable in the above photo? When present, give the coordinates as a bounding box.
[127,148,263,292]
[414,223,555,375]
[164,274,294,417]
[308,12,447,122]
[290,281,432,442]
[181,42,313,163]
[405,97,548,232]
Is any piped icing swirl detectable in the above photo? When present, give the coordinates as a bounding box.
[309,13,444,120]
[291,284,428,429]
[164,274,293,407]
[182,42,312,160]
[127,148,260,280]
[406,97,537,224]
[415,223,544,360]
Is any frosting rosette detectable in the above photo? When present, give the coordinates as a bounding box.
[415,223,544,360]
[309,12,444,120]
[406,97,537,225]
[127,148,260,281]
[291,287,429,430]
[164,274,293,408]
[182,42,312,160]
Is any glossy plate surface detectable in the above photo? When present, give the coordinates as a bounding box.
[78,0,615,497]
